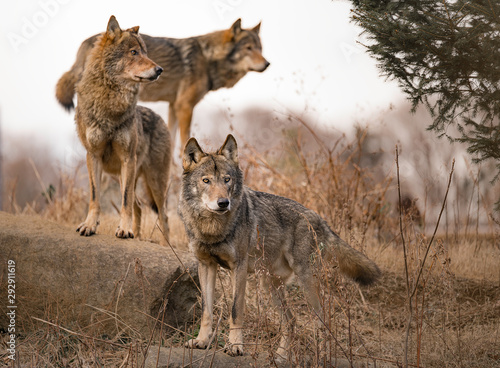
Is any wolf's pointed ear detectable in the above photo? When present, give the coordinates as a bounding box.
[252,22,261,35]
[218,134,238,164]
[129,26,140,34]
[230,18,242,37]
[106,15,122,39]
[183,138,205,171]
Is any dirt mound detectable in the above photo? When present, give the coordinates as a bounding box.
[0,212,199,337]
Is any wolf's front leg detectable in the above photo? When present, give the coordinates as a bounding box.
[226,263,248,356]
[116,153,136,238]
[186,261,217,349]
[77,152,102,236]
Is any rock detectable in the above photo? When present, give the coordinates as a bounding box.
[0,212,199,337]
[144,346,288,368]
[143,346,382,368]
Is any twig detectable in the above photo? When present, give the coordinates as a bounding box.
[138,310,188,337]
[31,317,126,348]
[110,200,120,215]
[115,262,133,334]
[155,220,201,294]
[118,350,131,368]
[29,158,53,206]
[396,145,412,368]
[197,312,223,368]
[352,353,422,367]
[398,151,455,368]
[311,306,350,362]
[396,146,410,297]
[410,159,454,301]
[169,347,227,368]
[86,304,138,333]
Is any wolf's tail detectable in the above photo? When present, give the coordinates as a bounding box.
[55,35,98,111]
[326,231,381,285]
[55,69,79,111]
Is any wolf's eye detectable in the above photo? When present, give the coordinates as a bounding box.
[202,178,210,184]
[131,50,138,55]
[246,45,253,51]
[224,177,231,183]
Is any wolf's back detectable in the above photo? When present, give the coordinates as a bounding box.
[328,232,380,285]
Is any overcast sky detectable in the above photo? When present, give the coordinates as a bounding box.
[0,0,403,162]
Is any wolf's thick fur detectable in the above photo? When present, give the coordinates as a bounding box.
[178,135,381,358]
[75,15,171,243]
[56,19,269,148]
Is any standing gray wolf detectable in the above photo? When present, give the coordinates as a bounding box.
[75,15,171,243]
[56,19,269,149]
[178,135,381,358]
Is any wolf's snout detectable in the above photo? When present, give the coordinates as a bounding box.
[254,60,270,72]
[155,66,163,77]
[217,198,230,209]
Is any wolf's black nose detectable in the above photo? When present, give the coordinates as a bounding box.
[155,66,163,76]
[217,198,229,209]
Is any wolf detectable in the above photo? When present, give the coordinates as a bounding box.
[56,19,269,149]
[74,15,171,243]
[178,135,381,358]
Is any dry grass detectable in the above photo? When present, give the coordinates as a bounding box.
[1,125,499,367]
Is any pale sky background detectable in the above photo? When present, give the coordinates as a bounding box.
[0,0,404,163]
[2,0,498,226]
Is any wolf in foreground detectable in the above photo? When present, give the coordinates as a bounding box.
[178,134,381,358]
[56,19,269,150]
[75,15,171,243]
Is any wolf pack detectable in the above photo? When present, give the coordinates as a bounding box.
[56,15,380,360]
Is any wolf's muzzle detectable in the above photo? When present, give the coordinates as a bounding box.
[217,198,230,209]
[146,66,163,82]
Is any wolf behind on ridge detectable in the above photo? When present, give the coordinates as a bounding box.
[56,19,270,150]
[178,134,381,358]
[75,15,171,243]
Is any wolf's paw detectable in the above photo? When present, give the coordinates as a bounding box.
[185,338,209,349]
[115,227,134,239]
[77,221,98,236]
[224,343,244,356]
